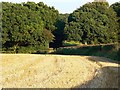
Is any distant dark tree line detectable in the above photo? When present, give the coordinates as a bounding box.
[2,1,120,53]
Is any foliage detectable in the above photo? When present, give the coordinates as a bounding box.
[111,2,120,43]
[54,44,120,61]
[62,41,81,47]
[2,1,120,56]
[64,2,119,44]
[2,2,58,53]
[49,14,69,48]
[111,2,120,17]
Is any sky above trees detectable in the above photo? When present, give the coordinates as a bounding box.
[1,0,120,13]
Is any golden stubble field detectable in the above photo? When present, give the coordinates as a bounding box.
[0,54,119,88]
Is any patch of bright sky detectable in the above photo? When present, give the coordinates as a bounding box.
[1,0,120,14]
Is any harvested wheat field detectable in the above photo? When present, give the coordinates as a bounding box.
[0,54,119,88]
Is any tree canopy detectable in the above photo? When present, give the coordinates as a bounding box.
[2,2,58,53]
[2,1,120,53]
[111,2,120,43]
[64,2,119,44]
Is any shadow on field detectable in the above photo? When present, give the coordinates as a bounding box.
[54,44,120,61]
[72,66,119,89]
[87,56,119,64]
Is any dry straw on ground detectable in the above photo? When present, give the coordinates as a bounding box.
[0,54,119,88]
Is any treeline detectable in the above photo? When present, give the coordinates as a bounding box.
[2,2,58,53]
[2,1,120,53]
[65,2,119,44]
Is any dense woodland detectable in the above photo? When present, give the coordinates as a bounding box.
[2,1,120,53]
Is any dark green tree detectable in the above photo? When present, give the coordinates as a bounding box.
[2,2,57,53]
[111,2,120,43]
[111,2,120,17]
[50,14,69,48]
[64,2,118,44]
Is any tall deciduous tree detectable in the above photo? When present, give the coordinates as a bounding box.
[2,2,58,53]
[111,2,120,43]
[64,2,118,44]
